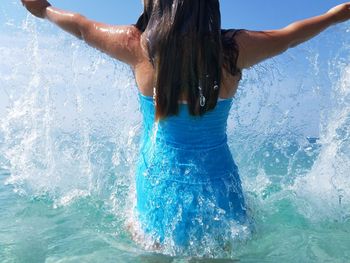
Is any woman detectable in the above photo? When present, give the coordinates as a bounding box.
[21,0,350,252]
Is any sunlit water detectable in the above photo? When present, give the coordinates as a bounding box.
[1,3,350,262]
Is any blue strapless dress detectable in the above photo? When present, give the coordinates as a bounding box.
[136,93,247,248]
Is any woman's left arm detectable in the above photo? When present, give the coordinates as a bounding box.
[21,0,141,67]
[236,3,350,69]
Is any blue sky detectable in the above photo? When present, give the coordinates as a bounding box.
[45,0,345,29]
[42,0,347,29]
[1,0,347,30]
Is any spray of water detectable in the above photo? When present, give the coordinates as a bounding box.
[1,5,350,259]
[293,64,350,222]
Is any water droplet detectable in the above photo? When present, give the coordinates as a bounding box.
[200,94,206,107]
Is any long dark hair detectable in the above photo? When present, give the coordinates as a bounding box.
[135,0,240,120]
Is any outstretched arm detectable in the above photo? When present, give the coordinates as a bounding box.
[21,0,141,67]
[235,3,350,69]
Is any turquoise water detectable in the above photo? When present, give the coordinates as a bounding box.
[1,5,350,263]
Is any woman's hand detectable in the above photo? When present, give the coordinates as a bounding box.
[327,2,350,24]
[21,0,51,19]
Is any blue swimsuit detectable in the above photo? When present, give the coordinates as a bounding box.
[136,93,247,248]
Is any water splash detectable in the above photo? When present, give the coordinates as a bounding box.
[0,15,140,219]
[294,64,350,222]
[1,5,350,261]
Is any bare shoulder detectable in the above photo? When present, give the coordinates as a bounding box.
[82,22,143,67]
[119,25,142,48]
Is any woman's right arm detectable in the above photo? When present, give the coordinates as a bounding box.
[21,0,141,67]
[235,3,350,69]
